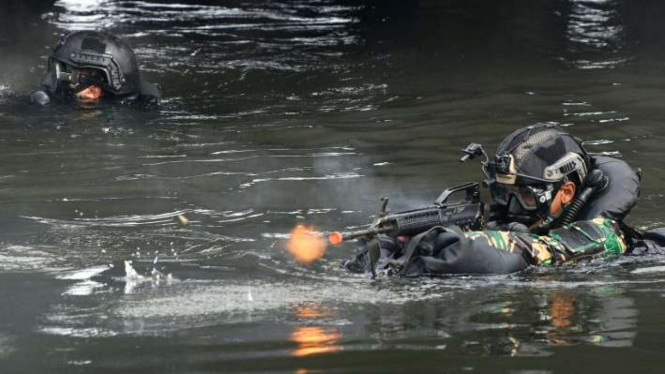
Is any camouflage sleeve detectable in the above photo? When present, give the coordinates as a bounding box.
[546,217,628,263]
[462,217,627,266]
[463,230,557,266]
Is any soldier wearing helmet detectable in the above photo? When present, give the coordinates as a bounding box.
[485,124,593,230]
[30,31,161,107]
[344,123,643,276]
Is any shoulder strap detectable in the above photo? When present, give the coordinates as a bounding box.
[388,226,446,268]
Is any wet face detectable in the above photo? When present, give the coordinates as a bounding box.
[70,68,105,102]
[75,85,103,101]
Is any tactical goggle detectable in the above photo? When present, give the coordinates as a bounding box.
[489,182,556,211]
[53,62,109,92]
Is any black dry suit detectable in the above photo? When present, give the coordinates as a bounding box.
[30,31,161,108]
[343,156,651,277]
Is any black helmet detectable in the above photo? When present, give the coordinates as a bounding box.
[490,123,589,185]
[48,31,142,96]
[484,123,590,222]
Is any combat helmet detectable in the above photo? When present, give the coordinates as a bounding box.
[47,31,143,96]
[484,123,591,223]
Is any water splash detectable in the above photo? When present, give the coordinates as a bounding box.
[123,260,145,294]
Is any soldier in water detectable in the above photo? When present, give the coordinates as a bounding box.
[30,31,161,108]
[343,123,645,276]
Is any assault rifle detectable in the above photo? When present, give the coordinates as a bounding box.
[329,182,485,245]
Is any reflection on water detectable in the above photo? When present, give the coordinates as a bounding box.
[549,291,576,331]
[0,334,16,360]
[503,283,638,354]
[545,291,599,346]
[50,0,117,30]
[291,326,341,357]
[564,0,628,69]
[290,303,341,374]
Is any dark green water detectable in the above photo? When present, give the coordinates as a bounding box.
[2,0,665,373]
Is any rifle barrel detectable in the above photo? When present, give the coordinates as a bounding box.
[328,225,392,245]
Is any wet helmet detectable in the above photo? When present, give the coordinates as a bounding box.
[484,123,590,223]
[48,31,141,96]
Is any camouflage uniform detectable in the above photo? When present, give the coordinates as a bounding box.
[343,218,628,276]
[463,217,627,266]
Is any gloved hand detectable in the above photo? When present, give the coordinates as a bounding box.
[29,90,50,105]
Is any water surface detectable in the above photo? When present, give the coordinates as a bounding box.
[2,0,665,373]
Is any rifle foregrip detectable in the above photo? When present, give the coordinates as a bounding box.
[393,208,443,236]
[392,203,483,236]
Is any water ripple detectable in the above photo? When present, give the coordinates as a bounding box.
[562,0,628,69]
[239,172,362,189]
[22,209,214,227]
